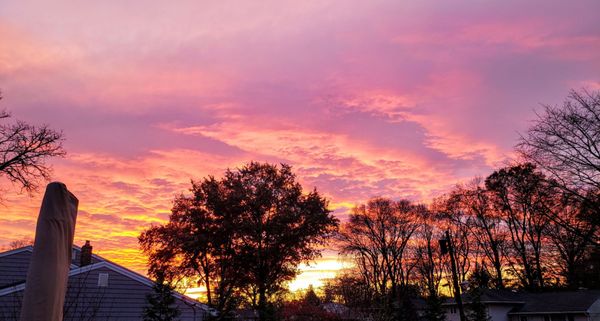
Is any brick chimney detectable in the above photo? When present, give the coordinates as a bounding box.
[80,240,93,266]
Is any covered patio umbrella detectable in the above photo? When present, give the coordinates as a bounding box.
[19,182,79,321]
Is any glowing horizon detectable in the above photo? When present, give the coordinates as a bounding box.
[1,0,599,293]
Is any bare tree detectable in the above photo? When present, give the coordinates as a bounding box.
[414,222,445,298]
[518,89,600,201]
[518,90,600,249]
[485,163,551,289]
[337,197,420,302]
[0,94,65,194]
[431,194,474,287]
[447,180,507,289]
[322,272,374,308]
[450,220,473,285]
[5,237,33,250]
[545,195,597,288]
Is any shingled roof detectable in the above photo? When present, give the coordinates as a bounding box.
[444,288,600,315]
[443,289,525,305]
[510,290,600,314]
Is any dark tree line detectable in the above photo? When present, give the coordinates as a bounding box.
[325,89,600,321]
[330,161,599,320]
[446,163,597,290]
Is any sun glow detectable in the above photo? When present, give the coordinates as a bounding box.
[179,258,353,301]
[287,258,353,292]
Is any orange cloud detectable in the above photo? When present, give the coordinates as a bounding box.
[169,120,457,203]
[0,149,250,272]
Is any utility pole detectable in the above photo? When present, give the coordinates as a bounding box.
[440,230,466,321]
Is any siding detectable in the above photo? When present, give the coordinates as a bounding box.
[489,305,514,321]
[446,304,519,321]
[0,266,208,321]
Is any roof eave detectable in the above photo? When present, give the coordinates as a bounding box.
[443,301,525,306]
[508,311,588,315]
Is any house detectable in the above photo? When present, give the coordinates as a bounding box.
[443,288,600,321]
[506,291,600,321]
[0,242,211,321]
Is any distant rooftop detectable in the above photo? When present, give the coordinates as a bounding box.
[444,288,600,314]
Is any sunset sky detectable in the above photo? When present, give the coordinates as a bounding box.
[1,0,599,293]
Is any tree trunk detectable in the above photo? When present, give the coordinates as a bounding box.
[258,286,268,321]
[492,246,504,289]
[202,260,212,307]
[205,277,212,307]
[535,252,544,288]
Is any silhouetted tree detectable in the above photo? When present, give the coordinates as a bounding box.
[141,162,338,321]
[321,273,373,308]
[545,195,597,288]
[469,265,491,289]
[280,291,340,321]
[5,237,33,250]
[416,223,447,321]
[140,176,244,317]
[337,198,423,321]
[518,89,600,200]
[394,286,420,321]
[578,246,600,288]
[337,198,421,301]
[446,180,507,289]
[465,287,490,321]
[424,294,446,321]
[143,272,181,321]
[0,94,65,195]
[303,285,321,307]
[485,163,551,289]
[231,163,338,321]
[433,195,474,287]
[518,89,600,249]
[414,221,445,298]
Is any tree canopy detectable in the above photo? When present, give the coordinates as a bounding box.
[140,162,338,321]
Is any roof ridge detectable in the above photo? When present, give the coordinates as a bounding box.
[0,245,33,258]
